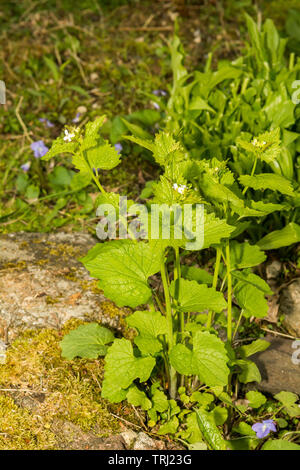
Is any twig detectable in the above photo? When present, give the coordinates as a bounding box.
[15,96,32,143]
[116,26,173,32]
[109,412,143,430]
[131,405,147,430]
[261,327,300,341]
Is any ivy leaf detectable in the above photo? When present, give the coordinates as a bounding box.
[151,387,169,413]
[170,331,230,387]
[170,278,227,313]
[126,385,152,411]
[81,240,163,308]
[157,416,179,435]
[230,241,266,270]
[195,408,227,450]
[101,338,156,403]
[239,174,294,196]
[60,323,114,359]
[246,391,267,409]
[126,310,167,355]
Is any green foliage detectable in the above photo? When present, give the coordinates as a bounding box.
[60,323,114,359]
[170,331,230,387]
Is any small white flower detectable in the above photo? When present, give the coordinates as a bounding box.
[252,138,258,146]
[173,183,187,194]
[263,141,266,145]
[63,129,75,142]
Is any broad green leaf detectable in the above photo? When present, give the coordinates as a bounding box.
[195,408,227,450]
[42,138,78,161]
[274,391,300,417]
[83,141,121,171]
[257,222,300,250]
[170,331,230,387]
[212,406,228,426]
[246,391,267,409]
[236,359,261,384]
[170,278,227,313]
[126,310,167,355]
[183,412,204,444]
[60,323,114,359]
[203,212,235,249]
[239,174,294,196]
[239,339,271,358]
[126,385,152,411]
[234,280,269,318]
[262,439,300,450]
[189,96,215,113]
[181,266,213,285]
[230,241,266,270]
[151,387,169,413]
[124,135,155,152]
[81,240,163,308]
[84,116,106,137]
[102,338,155,403]
[232,271,273,295]
[121,118,152,140]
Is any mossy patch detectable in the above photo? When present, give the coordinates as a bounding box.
[0,319,139,449]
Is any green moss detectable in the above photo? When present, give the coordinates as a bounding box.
[0,395,57,450]
[0,320,138,449]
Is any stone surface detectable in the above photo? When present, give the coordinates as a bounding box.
[133,432,161,450]
[279,279,300,337]
[251,334,300,395]
[0,232,128,341]
[120,430,138,448]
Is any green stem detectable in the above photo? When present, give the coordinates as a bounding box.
[161,255,177,399]
[226,240,232,343]
[174,247,184,340]
[206,246,221,329]
[242,155,258,196]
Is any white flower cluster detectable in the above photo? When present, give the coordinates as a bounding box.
[252,138,266,146]
[63,127,79,142]
[173,183,187,194]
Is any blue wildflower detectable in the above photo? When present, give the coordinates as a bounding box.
[39,118,54,128]
[252,420,277,439]
[152,101,160,110]
[31,140,49,158]
[20,161,31,172]
[152,89,167,97]
[72,112,81,123]
[115,143,123,154]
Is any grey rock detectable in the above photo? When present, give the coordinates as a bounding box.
[265,260,282,280]
[0,232,127,341]
[133,432,158,450]
[279,279,300,337]
[251,334,300,395]
[120,430,138,448]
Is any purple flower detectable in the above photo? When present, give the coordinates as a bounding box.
[20,161,31,172]
[115,143,123,154]
[152,101,160,110]
[252,420,277,439]
[31,140,49,158]
[39,118,54,128]
[152,89,167,97]
[72,112,81,123]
